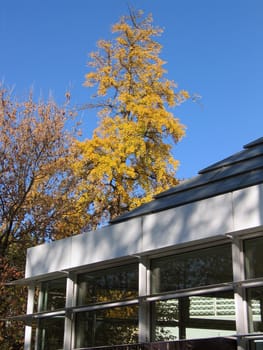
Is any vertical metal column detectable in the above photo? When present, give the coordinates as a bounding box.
[63,273,75,350]
[138,257,150,343]
[24,285,35,350]
[232,237,247,350]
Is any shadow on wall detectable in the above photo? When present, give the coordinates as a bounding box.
[142,184,263,253]
[25,217,142,277]
[25,184,263,279]
[25,236,73,277]
[142,192,233,252]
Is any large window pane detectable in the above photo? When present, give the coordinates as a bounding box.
[249,339,263,350]
[39,278,66,312]
[151,291,236,341]
[247,287,263,333]
[244,237,263,279]
[75,305,138,348]
[37,317,64,350]
[151,244,232,293]
[77,263,138,306]
[152,299,179,341]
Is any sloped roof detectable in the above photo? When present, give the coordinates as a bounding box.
[111,137,263,224]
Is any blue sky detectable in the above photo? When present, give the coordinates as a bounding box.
[1,0,263,179]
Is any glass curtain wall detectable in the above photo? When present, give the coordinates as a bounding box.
[36,278,66,350]
[39,278,66,312]
[152,291,236,341]
[244,237,263,339]
[30,236,263,349]
[74,263,139,348]
[77,263,138,305]
[150,244,235,340]
[37,317,65,350]
[75,305,139,348]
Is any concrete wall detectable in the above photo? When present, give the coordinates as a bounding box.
[25,184,263,278]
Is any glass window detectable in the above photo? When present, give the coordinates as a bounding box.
[247,287,263,333]
[244,237,263,279]
[39,278,66,312]
[75,305,138,348]
[151,291,236,341]
[77,263,138,306]
[249,339,263,350]
[151,244,233,294]
[37,317,64,350]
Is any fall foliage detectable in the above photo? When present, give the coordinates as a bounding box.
[0,9,190,348]
[74,10,189,228]
[0,86,87,348]
[0,86,88,257]
[0,253,26,349]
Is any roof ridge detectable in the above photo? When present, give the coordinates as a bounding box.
[111,136,263,224]
[199,139,263,174]
[156,156,263,199]
[244,136,263,149]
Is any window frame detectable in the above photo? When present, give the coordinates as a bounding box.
[25,233,263,349]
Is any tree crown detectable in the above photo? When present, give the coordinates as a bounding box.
[74,10,190,228]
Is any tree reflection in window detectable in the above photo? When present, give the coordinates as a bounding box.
[247,287,263,333]
[152,291,236,341]
[37,316,64,350]
[244,237,263,279]
[77,263,138,305]
[39,278,66,312]
[151,244,232,293]
[75,305,138,348]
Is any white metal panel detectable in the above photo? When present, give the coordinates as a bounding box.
[142,192,234,252]
[26,217,142,277]
[25,237,72,278]
[233,184,263,231]
[70,217,142,267]
[25,184,263,279]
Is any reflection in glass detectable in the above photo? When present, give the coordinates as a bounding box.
[152,291,236,341]
[77,263,138,305]
[249,340,263,350]
[37,317,64,350]
[39,278,66,312]
[75,305,138,348]
[151,244,232,293]
[247,287,263,333]
[153,299,179,341]
[244,237,263,279]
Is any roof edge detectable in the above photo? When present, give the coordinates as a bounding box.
[244,137,263,149]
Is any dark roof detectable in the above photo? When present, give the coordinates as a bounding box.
[111,137,263,224]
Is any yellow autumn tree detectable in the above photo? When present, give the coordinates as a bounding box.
[74,10,189,228]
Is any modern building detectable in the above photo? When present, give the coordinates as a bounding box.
[14,137,263,350]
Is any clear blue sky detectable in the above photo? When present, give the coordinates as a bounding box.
[1,0,263,179]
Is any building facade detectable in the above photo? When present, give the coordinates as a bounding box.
[16,138,263,350]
